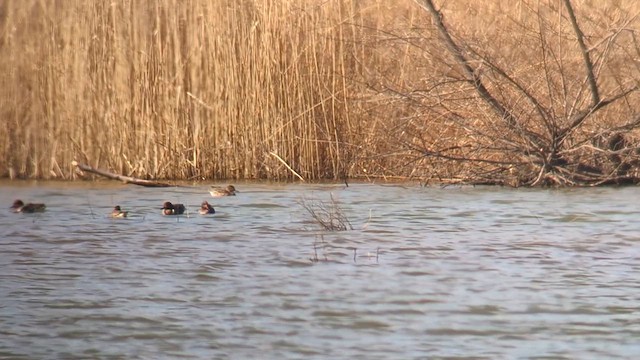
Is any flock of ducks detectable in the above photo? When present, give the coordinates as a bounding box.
[10,184,238,218]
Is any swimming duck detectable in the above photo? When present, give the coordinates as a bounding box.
[10,200,46,213]
[199,201,216,215]
[209,184,238,197]
[161,201,185,215]
[111,205,128,218]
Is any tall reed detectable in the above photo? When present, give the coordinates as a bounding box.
[0,0,370,180]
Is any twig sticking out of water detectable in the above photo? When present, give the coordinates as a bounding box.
[529,210,542,225]
[310,234,329,263]
[85,194,95,219]
[310,236,381,264]
[175,210,191,222]
[362,208,372,230]
[300,193,353,231]
[311,242,319,263]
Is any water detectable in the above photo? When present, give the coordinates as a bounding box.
[1,181,640,359]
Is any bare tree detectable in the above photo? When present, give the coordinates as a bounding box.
[399,0,640,186]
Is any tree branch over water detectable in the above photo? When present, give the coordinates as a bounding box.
[407,0,640,186]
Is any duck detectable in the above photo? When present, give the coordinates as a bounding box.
[209,184,238,197]
[111,205,128,218]
[161,201,185,215]
[199,201,216,215]
[10,199,46,213]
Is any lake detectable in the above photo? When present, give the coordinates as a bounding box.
[1,181,640,359]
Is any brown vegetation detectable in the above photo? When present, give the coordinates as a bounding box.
[2,0,640,186]
[300,194,353,231]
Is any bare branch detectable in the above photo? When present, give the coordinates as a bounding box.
[466,48,552,132]
[415,0,546,150]
[563,0,600,105]
[300,194,353,231]
[559,84,640,141]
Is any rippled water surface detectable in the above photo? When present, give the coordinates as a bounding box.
[2,181,640,359]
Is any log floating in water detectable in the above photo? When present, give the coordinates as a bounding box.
[71,161,175,187]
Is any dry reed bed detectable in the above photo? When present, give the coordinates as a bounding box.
[1,0,640,183]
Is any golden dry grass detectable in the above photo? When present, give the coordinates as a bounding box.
[1,0,639,183]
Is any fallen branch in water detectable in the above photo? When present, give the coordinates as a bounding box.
[71,161,176,187]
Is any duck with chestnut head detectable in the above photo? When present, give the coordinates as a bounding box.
[199,201,216,215]
[111,205,129,218]
[11,200,46,213]
[161,201,186,215]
